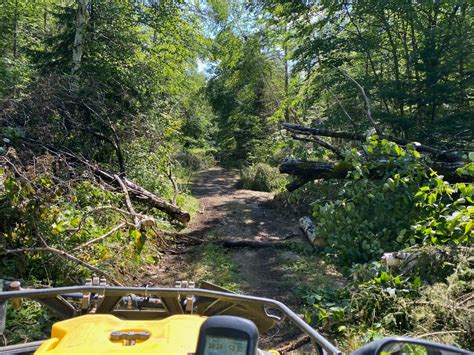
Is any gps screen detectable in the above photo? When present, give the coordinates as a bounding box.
[203,335,248,355]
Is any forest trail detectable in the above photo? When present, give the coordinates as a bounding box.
[141,167,340,346]
[186,167,303,301]
[148,167,304,299]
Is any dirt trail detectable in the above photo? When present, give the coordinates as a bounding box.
[143,167,340,347]
[191,167,305,301]
[153,167,303,298]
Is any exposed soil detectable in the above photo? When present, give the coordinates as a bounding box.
[142,167,342,350]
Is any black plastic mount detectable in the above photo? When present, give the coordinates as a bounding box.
[195,315,259,355]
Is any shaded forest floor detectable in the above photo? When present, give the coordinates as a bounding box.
[140,167,344,348]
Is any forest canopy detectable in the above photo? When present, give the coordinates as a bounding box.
[0,0,473,352]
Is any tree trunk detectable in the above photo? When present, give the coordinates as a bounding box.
[72,0,89,76]
[283,123,463,163]
[280,159,472,191]
[284,35,290,123]
[380,11,404,116]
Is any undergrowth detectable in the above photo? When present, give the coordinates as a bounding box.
[277,138,473,351]
[237,163,287,192]
[0,147,208,344]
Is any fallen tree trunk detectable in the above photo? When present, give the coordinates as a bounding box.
[123,177,190,224]
[299,216,326,248]
[40,147,191,224]
[170,232,293,249]
[280,159,473,191]
[283,123,464,163]
[93,169,190,224]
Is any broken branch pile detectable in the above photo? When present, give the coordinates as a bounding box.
[280,123,471,191]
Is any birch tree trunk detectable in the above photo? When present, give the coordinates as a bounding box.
[72,0,89,76]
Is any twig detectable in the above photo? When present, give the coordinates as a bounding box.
[151,226,170,248]
[71,222,128,251]
[114,174,140,229]
[416,330,465,339]
[0,156,30,183]
[457,293,474,306]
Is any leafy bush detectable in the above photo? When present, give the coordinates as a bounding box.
[175,148,216,171]
[0,155,168,285]
[2,298,56,345]
[312,138,473,265]
[237,163,287,192]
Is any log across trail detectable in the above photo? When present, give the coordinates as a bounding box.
[139,167,344,348]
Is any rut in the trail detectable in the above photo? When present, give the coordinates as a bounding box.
[148,167,305,304]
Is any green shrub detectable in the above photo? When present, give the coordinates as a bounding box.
[175,148,215,171]
[312,138,473,266]
[237,163,287,192]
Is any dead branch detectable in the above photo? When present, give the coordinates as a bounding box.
[276,334,311,353]
[92,205,135,220]
[291,134,343,159]
[150,226,170,248]
[215,239,290,249]
[164,231,292,250]
[326,86,357,130]
[166,167,179,205]
[416,330,466,339]
[283,123,463,163]
[335,66,380,134]
[44,147,190,223]
[114,174,140,229]
[71,222,128,252]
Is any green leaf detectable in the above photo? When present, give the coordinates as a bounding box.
[413,275,421,288]
[337,325,347,332]
[130,229,141,240]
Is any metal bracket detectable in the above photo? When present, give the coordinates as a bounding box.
[175,280,195,313]
[81,278,92,313]
[110,331,150,346]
